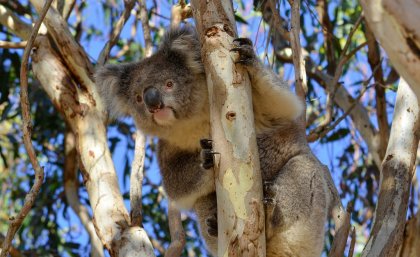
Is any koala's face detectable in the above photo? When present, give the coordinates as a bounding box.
[124,52,207,135]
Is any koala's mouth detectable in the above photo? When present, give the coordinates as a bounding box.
[151,106,176,125]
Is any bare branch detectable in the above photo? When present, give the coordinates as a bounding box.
[361,78,420,257]
[361,0,420,99]
[307,83,370,142]
[309,15,364,138]
[97,0,136,66]
[171,1,192,28]
[0,4,32,39]
[64,129,104,257]
[365,24,389,160]
[0,1,53,257]
[130,130,146,227]
[137,0,153,57]
[348,227,356,257]
[0,40,26,49]
[164,201,186,257]
[289,0,308,125]
[29,0,95,91]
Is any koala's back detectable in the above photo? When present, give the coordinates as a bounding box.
[258,123,329,257]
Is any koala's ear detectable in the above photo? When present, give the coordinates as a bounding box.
[94,64,131,119]
[160,25,204,74]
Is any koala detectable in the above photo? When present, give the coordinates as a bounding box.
[95,26,330,257]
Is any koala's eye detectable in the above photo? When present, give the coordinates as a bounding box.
[136,94,143,103]
[165,81,174,89]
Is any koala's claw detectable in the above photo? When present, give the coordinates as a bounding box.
[200,139,215,170]
[263,181,276,205]
[205,214,218,237]
[263,198,275,205]
[233,37,253,46]
[231,38,256,65]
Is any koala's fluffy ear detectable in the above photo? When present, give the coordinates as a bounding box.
[94,64,131,119]
[160,25,204,74]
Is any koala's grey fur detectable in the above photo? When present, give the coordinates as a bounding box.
[95,26,330,257]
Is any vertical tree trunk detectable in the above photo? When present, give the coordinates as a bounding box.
[191,2,266,257]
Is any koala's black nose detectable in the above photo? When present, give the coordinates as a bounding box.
[143,87,163,112]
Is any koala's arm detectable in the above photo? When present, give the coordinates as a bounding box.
[94,63,133,119]
[232,39,303,132]
[158,140,215,210]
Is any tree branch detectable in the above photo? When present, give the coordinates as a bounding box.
[0,40,26,49]
[191,1,266,256]
[130,130,146,227]
[289,0,308,125]
[164,201,186,257]
[0,4,32,39]
[361,78,420,257]
[97,0,136,66]
[0,1,53,257]
[361,0,420,99]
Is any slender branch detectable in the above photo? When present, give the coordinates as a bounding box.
[0,5,32,39]
[64,128,104,257]
[307,83,370,142]
[348,227,356,257]
[289,0,308,126]
[0,1,53,257]
[309,15,364,138]
[365,24,389,159]
[130,130,146,227]
[361,78,420,257]
[97,0,136,65]
[0,40,26,49]
[164,201,186,257]
[138,0,153,57]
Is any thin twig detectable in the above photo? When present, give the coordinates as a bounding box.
[307,83,370,142]
[0,1,53,256]
[324,15,363,125]
[0,40,26,49]
[348,227,356,257]
[308,15,365,139]
[97,0,136,65]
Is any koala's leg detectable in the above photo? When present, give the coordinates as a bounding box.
[265,154,328,257]
[193,193,218,256]
[231,38,303,132]
[158,140,215,210]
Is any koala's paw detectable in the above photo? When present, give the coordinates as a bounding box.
[200,139,215,170]
[205,212,218,237]
[231,38,256,65]
[263,181,276,206]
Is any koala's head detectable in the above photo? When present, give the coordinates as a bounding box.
[95,26,208,137]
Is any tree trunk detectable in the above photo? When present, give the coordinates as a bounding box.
[191,1,266,256]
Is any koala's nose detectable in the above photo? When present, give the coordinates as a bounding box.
[143,87,163,112]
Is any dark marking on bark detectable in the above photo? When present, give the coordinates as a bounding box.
[205,27,219,37]
[226,111,236,121]
[406,36,420,58]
